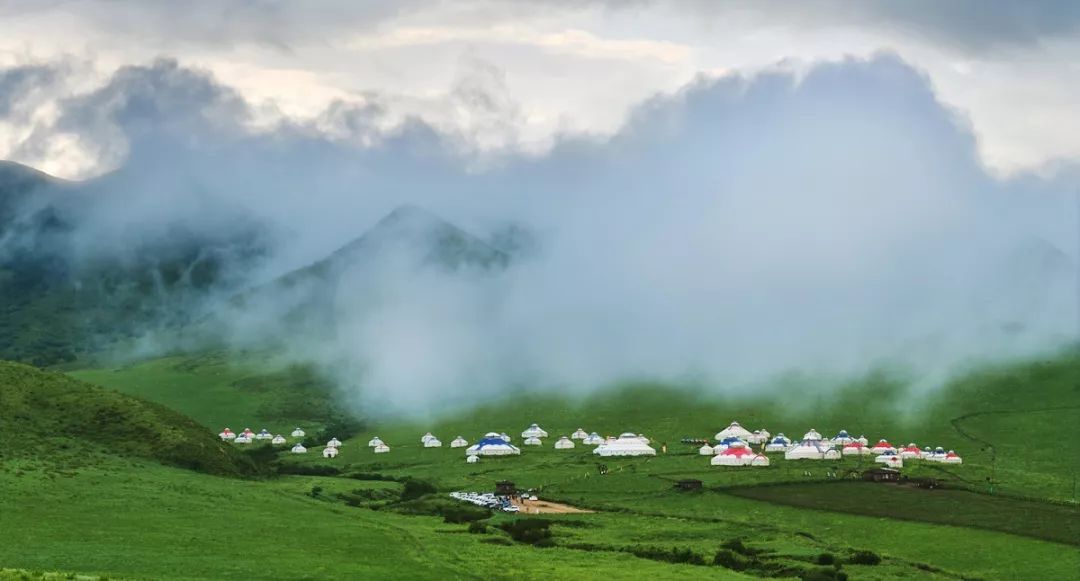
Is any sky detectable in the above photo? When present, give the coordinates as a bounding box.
[0,1,1077,415]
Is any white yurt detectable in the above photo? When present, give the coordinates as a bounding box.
[715,421,754,441]
[465,437,521,456]
[234,435,252,444]
[466,454,479,464]
[483,431,502,439]
[499,433,512,442]
[711,442,759,466]
[765,433,791,452]
[831,430,855,445]
[256,429,272,440]
[554,436,575,449]
[899,443,922,459]
[583,432,604,445]
[923,446,934,458]
[875,453,903,468]
[784,440,827,460]
[290,444,307,454]
[593,433,656,457]
[571,428,589,440]
[856,435,869,446]
[926,446,947,462]
[942,450,962,464]
[750,454,771,467]
[373,443,390,454]
[367,437,384,447]
[521,424,549,439]
[698,443,715,455]
[842,441,872,456]
[870,439,896,454]
[420,432,435,444]
[326,437,342,448]
[241,428,255,439]
[747,429,771,445]
[271,435,287,445]
[523,437,542,446]
[323,447,339,458]
[218,428,236,441]
[291,427,305,438]
[450,436,469,448]
[713,437,748,453]
[823,449,841,460]
[424,437,443,448]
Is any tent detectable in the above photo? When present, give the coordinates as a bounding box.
[713,437,748,454]
[870,439,896,455]
[465,437,521,456]
[554,437,575,449]
[582,432,603,445]
[326,437,342,448]
[523,436,542,446]
[218,428,236,441]
[784,438,828,460]
[856,435,869,446]
[271,435,287,445]
[290,444,307,454]
[420,432,436,444]
[374,443,390,454]
[424,438,443,448]
[450,436,469,448]
[823,449,841,460]
[842,441,872,456]
[765,433,791,452]
[323,447,338,458]
[874,453,903,468]
[714,421,754,441]
[942,450,962,464]
[750,454,771,466]
[291,427,305,438]
[593,434,656,457]
[831,430,855,445]
[255,429,272,440]
[571,428,588,440]
[499,433,512,442]
[521,423,548,439]
[241,428,255,439]
[367,437,384,447]
[899,443,922,459]
[925,446,947,462]
[711,442,764,466]
[234,435,252,444]
[466,454,479,464]
[747,429,771,444]
[698,443,715,455]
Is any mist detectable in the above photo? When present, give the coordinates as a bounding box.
[2,53,1076,416]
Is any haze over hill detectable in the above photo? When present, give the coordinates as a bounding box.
[0,54,1077,416]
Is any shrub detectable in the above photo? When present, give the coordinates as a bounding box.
[442,506,489,524]
[721,538,760,556]
[481,537,513,546]
[399,478,437,501]
[630,546,706,566]
[848,550,881,566]
[309,485,323,497]
[799,568,848,581]
[468,520,488,534]
[277,463,340,477]
[816,553,836,566]
[713,549,747,571]
[499,519,554,545]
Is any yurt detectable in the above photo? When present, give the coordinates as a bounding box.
[326,437,342,448]
[711,442,757,466]
[784,439,827,460]
[521,424,548,439]
[856,435,869,446]
[824,449,841,460]
[291,427,305,438]
[698,443,715,455]
[842,441,872,456]
[713,436,747,453]
[750,454,771,467]
[831,430,855,445]
[571,428,589,440]
[922,446,934,458]
[256,429,272,440]
[583,432,604,445]
[466,454,479,464]
[218,428,236,441]
[765,433,791,452]
[234,435,252,444]
[466,437,521,456]
[523,437,542,446]
[241,428,255,439]
[899,443,922,459]
[420,432,435,444]
[424,437,443,448]
[942,450,963,464]
[373,443,390,454]
[367,437,384,447]
[499,433,512,442]
[450,436,469,448]
[483,431,502,439]
[554,437,575,449]
[714,421,754,441]
[874,453,903,468]
[290,444,307,454]
[747,429,771,445]
[870,439,896,455]
[271,435,287,445]
[926,446,947,462]
[593,434,656,457]
[323,447,338,458]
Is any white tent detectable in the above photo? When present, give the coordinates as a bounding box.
[323,447,339,458]
[747,429,771,445]
[714,421,754,441]
[831,430,855,445]
[523,436,542,446]
[784,440,827,460]
[713,437,748,453]
[711,442,765,466]
[450,436,469,448]
[326,438,342,448]
[499,433,512,442]
[856,435,869,446]
[234,435,252,444]
[373,443,390,454]
[750,455,771,466]
[483,431,502,439]
[218,428,236,441]
[870,439,896,455]
[765,433,791,452]
[824,449,841,460]
[271,435,287,445]
[521,423,548,438]
[899,443,922,459]
[255,429,272,440]
[241,428,255,439]
[698,444,715,455]
[593,434,656,457]
[466,454,479,464]
[875,453,903,468]
[942,450,962,464]
[290,444,307,454]
[582,432,604,445]
[926,446,947,462]
[466,437,521,456]
[367,437,384,447]
[420,432,435,444]
[291,427,305,438]
[424,438,443,448]
[842,442,872,456]
[554,437,575,449]
[571,428,588,440]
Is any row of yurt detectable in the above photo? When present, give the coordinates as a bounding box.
[220,427,309,444]
[711,442,770,467]
[593,433,656,457]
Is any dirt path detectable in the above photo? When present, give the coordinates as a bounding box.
[511,497,594,514]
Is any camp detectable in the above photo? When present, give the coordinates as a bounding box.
[784,431,829,460]
[523,436,542,446]
[290,444,307,454]
[765,433,791,452]
[465,437,521,456]
[450,436,469,448]
[593,433,656,457]
[271,435,287,445]
[714,421,753,441]
[373,443,390,454]
[870,439,896,454]
[554,436,575,449]
[218,428,235,441]
[326,437,342,448]
[424,437,443,448]
[367,436,384,447]
[571,428,588,440]
[521,423,548,438]
[290,427,305,438]
[322,446,338,458]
